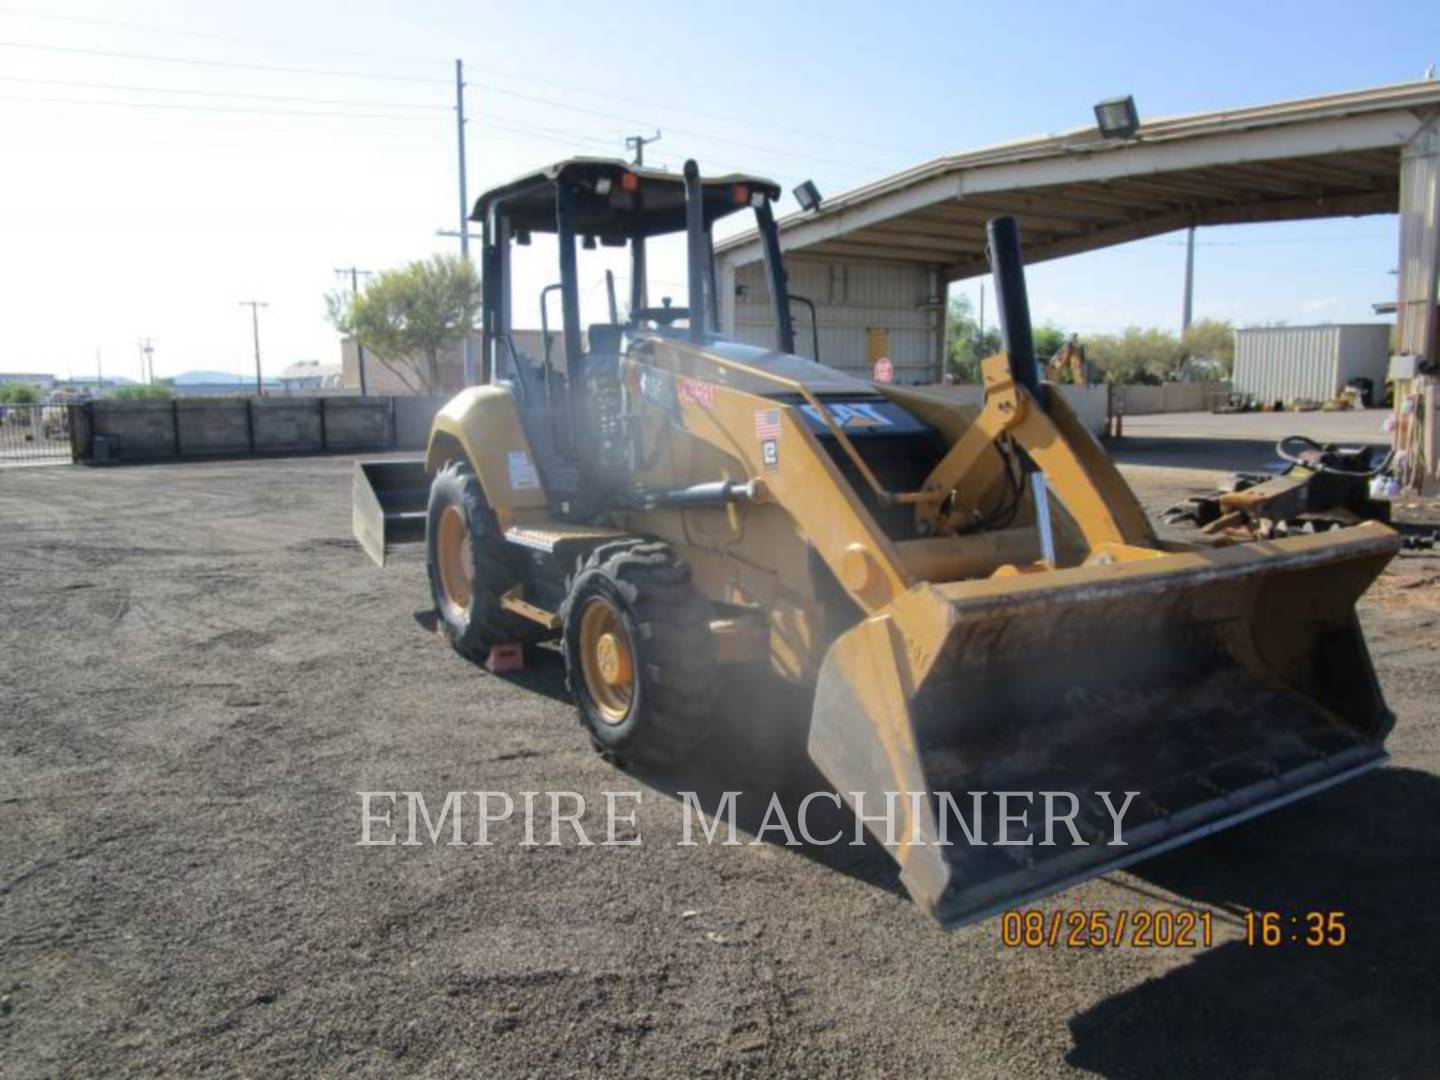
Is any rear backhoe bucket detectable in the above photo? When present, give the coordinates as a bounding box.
[352,459,428,566]
[809,523,1400,927]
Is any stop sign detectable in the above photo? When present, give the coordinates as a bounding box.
[873,357,894,384]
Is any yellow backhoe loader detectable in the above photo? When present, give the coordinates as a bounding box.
[355,158,1399,926]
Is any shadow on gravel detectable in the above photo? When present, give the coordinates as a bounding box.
[1066,766,1440,1078]
[416,610,576,704]
[426,604,904,893]
[1108,436,1286,474]
[626,668,904,898]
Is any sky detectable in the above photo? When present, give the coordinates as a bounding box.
[0,0,1436,381]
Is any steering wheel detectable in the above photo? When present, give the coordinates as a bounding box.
[630,305,689,327]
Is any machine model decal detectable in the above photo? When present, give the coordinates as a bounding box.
[761,439,779,470]
[800,401,895,430]
[677,375,717,409]
[798,399,929,437]
[506,449,540,491]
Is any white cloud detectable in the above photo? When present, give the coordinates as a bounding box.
[1298,295,1343,316]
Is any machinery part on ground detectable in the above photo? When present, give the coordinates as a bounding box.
[426,459,547,659]
[353,460,428,566]
[1163,437,1394,542]
[560,540,718,767]
[1402,529,1438,550]
[1276,434,1393,477]
[357,157,1402,927]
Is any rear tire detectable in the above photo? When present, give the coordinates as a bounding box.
[426,459,544,661]
[561,540,718,767]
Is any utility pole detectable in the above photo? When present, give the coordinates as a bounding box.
[625,132,660,312]
[1181,225,1196,333]
[625,130,661,166]
[335,267,373,395]
[96,348,102,393]
[978,283,986,361]
[138,338,155,385]
[239,301,268,395]
[454,58,476,387]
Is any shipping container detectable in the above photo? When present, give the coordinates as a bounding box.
[1232,323,1391,405]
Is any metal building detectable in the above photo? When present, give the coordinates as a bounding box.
[730,259,942,382]
[1232,323,1392,405]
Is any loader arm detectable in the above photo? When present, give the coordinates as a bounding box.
[916,352,1153,551]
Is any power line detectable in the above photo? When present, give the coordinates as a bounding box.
[466,78,879,175]
[0,6,440,66]
[1150,233,1395,247]
[0,43,884,179]
[464,61,924,156]
[0,5,923,154]
[0,92,451,121]
[0,40,449,83]
[0,74,448,110]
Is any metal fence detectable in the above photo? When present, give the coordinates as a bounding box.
[0,404,76,466]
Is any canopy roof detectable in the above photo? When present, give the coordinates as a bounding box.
[472,157,782,241]
[717,81,1440,280]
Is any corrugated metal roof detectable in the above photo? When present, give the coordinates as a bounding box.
[717,80,1440,281]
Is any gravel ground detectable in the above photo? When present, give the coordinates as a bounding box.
[2,454,1438,1078]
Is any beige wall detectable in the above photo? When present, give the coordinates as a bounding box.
[339,331,568,394]
[1115,381,1230,415]
[927,383,1110,437]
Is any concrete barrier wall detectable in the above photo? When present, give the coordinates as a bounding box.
[926,383,1109,437]
[395,396,449,449]
[1115,381,1229,415]
[174,400,250,454]
[91,401,178,458]
[85,396,447,463]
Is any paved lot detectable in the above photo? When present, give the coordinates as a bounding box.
[1112,409,1390,474]
[2,455,1438,1077]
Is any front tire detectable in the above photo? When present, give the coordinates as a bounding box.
[426,459,543,661]
[561,540,718,767]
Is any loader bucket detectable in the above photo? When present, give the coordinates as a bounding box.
[352,459,429,566]
[809,523,1400,927]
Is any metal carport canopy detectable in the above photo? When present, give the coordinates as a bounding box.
[716,80,1440,281]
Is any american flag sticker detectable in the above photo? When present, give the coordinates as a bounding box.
[754,408,782,441]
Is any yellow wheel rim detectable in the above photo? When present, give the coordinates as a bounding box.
[436,504,473,617]
[578,596,635,725]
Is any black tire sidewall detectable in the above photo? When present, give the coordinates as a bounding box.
[563,569,646,752]
[426,461,484,646]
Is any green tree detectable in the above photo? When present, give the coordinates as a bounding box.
[114,383,173,400]
[0,383,41,404]
[326,253,479,394]
[945,296,1070,383]
[944,295,1001,383]
[1179,318,1235,375]
[1086,326,1183,384]
[1032,323,1068,363]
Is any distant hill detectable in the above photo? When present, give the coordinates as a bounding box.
[172,370,278,386]
[58,375,138,387]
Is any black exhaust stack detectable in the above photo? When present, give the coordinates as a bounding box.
[683,160,707,344]
[985,216,1044,409]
